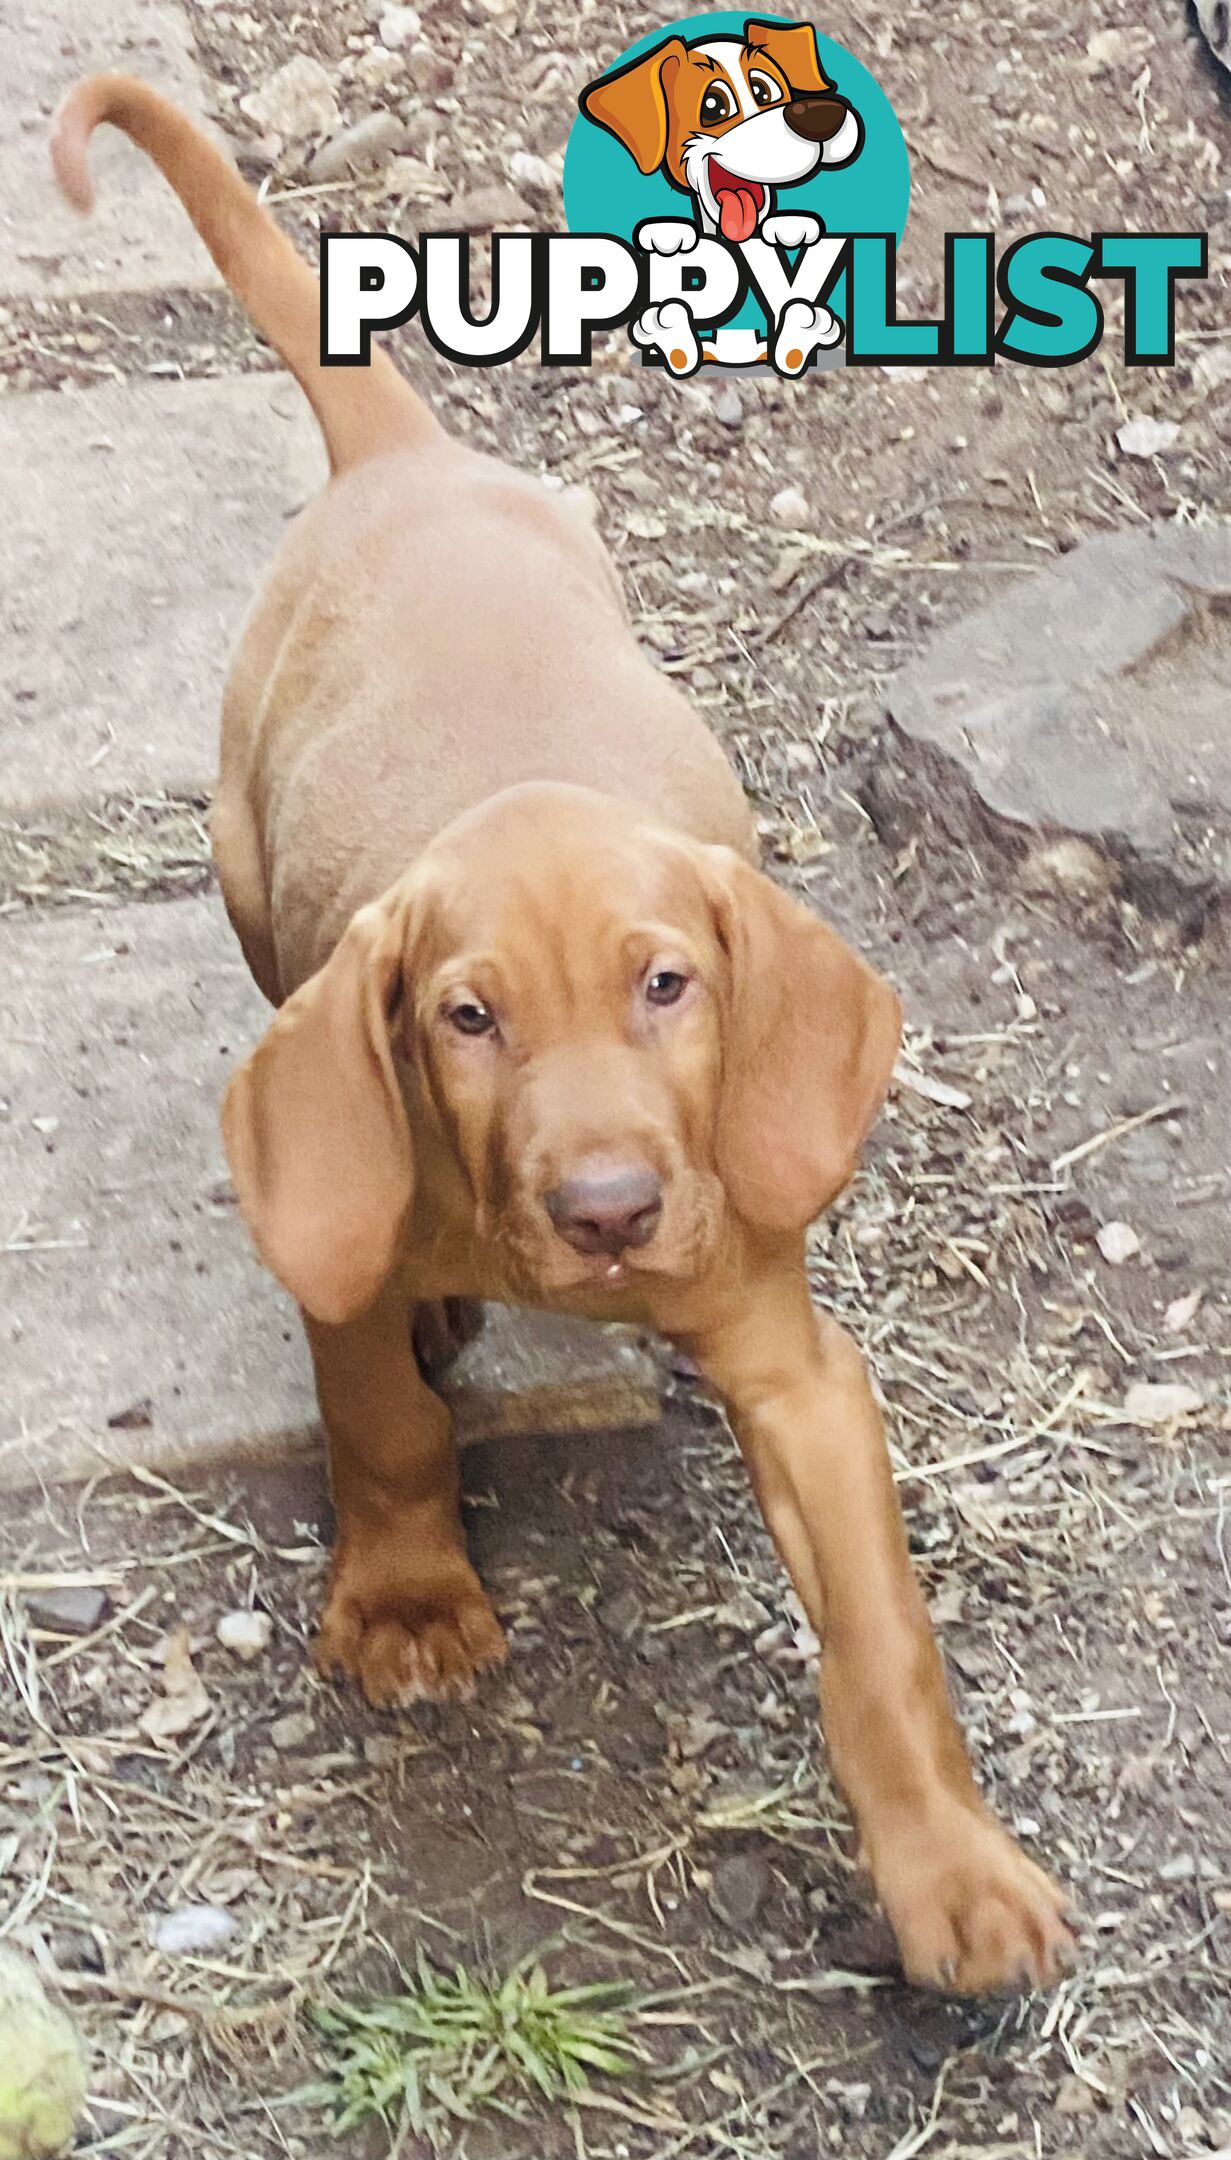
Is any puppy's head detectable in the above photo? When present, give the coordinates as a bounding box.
[222,787,899,1324]
[580,19,862,241]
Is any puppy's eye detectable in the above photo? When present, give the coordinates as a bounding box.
[699,83,735,125]
[748,70,783,108]
[448,1000,497,1038]
[645,969,690,1008]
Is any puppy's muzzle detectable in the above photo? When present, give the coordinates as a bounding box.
[544,1163,664,1258]
[784,93,854,144]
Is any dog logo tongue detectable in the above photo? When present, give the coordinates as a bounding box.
[718,186,759,243]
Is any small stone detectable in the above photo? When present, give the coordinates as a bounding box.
[508,150,557,199]
[24,1585,108,1635]
[1122,1379,1204,1426]
[1055,2073,1098,2116]
[308,111,406,183]
[379,4,421,46]
[150,1904,237,1956]
[1096,1220,1140,1265]
[404,41,455,96]
[1163,1288,1203,1334]
[769,484,810,530]
[269,1709,316,1751]
[447,184,532,229]
[713,385,745,428]
[1020,836,1114,899]
[363,1734,402,1769]
[708,1852,771,1929]
[216,1609,273,1660]
[1116,415,1180,459]
[239,56,340,144]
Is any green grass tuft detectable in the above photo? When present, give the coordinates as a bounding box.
[310,1952,641,2144]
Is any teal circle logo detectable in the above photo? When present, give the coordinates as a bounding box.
[564,13,910,252]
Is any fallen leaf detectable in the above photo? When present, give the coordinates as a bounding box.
[139,1628,211,1743]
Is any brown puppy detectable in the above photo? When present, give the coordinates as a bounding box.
[53,76,1075,1994]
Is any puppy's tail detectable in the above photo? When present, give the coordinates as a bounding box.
[52,73,439,473]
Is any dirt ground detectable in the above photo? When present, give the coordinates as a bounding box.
[3,1,1231,2156]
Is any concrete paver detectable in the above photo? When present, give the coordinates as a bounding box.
[0,896,659,1495]
[0,373,325,814]
[1,0,218,299]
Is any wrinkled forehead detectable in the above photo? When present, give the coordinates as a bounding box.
[416,812,713,976]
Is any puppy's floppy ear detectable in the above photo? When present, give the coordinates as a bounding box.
[744,18,831,95]
[579,37,687,175]
[705,850,900,1234]
[222,891,415,1327]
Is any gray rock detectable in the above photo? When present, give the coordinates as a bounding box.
[882,522,1231,915]
[24,1585,109,1635]
[708,1852,771,1929]
[308,110,407,183]
[713,385,745,428]
[269,1710,316,1751]
[239,56,339,144]
[150,1904,237,1956]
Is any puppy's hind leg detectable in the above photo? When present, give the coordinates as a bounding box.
[307,1280,506,1707]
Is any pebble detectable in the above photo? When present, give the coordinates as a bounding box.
[713,385,745,428]
[309,111,406,183]
[769,484,810,530]
[1116,415,1181,459]
[1096,1220,1140,1265]
[1123,1379,1203,1425]
[24,1585,108,1635]
[269,1709,316,1751]
[239,55,339,144]
[215,1609,272,1660]
[708,1852,771,1929]
[150,1904,237,1957]
[379,3,422,46]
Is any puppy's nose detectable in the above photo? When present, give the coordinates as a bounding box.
[544,1165,663,1257]
[784,93,851,143]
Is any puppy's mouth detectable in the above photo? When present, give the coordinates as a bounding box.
[707,159,766,244]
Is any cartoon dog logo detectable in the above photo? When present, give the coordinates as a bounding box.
[580,19,862,370]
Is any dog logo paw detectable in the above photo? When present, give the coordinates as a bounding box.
[630,300,700,375]
[761,211,824,251]
[774,297,843,375]
[637,219,701,256]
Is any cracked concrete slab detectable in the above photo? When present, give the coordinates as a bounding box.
[1,0,219,299]
[0,373,325,814]
[0,897,660,1495]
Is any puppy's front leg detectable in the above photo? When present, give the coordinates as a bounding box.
[688,1265,1075,1994]
[305,1279,506,1708]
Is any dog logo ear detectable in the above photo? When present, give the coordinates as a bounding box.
[222,890,415,1326]
[579,36,688,175]
[743,17,832,96]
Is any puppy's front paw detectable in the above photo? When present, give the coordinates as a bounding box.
[636,218,700,255]
[774,297,842,376]
[316,1560,507,1709]
[630,300,700,376]
[761,211,823,250]
[870,1804,1077,1995]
